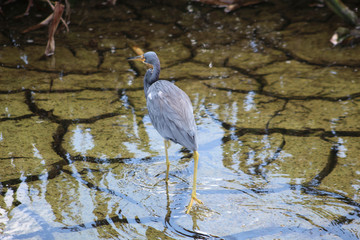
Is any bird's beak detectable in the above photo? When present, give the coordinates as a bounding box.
[127,55,145,62]
[127,54,153,69]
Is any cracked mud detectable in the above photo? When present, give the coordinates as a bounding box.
[1,0,360,239]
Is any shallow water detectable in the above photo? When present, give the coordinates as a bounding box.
[1,0,360,239]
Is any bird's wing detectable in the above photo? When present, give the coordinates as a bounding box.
[146,80,197,151]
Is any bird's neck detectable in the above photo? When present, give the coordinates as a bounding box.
[150,64,160,83]
[144,63,160,97]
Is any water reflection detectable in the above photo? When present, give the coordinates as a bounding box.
[71,125,95,155]
[32,144,45,165]
[243,90,256,112]
[330,118,348,158]
[20,54,28,65]
[3,107,10,118]
[249,40,258,53]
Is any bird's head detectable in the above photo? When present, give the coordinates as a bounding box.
[128,51,159,69]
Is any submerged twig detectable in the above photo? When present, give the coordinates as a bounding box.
[324,0,358,26]
[127,39,145,55]
[324,0,360,46]
[14,0,33,19]
[330,27,360,46]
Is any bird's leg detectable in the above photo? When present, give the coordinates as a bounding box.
[164,140,171,182]
[186,151,203,214]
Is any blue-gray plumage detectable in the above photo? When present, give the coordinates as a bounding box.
[128,51,202,214]
[146,80,198,151]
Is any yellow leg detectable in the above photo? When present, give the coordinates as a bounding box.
[164,140,170,182]
[186,151,203,214]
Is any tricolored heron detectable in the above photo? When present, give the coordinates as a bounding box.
[128,51,202,213]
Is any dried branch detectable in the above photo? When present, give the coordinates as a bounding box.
[22,13,53,33]
[46,0,69,32]
[21,0,70,33]
[64,0,71,24]
[131,46,144,55]
[45,2,64,56]
[193,0,265,12]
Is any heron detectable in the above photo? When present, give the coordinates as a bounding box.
[128,51,202,213]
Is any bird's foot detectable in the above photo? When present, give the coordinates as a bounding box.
[186,194,203,214]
